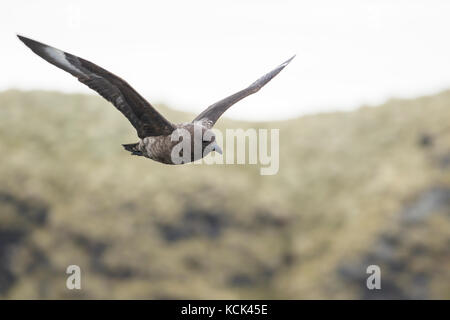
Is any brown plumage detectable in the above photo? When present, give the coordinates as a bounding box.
[18,35,294,164]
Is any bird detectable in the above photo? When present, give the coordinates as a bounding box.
[18,35,294,165]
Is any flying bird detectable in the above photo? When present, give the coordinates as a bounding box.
[18,35,294,164]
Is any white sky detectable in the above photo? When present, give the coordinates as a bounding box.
[1,0,450,121]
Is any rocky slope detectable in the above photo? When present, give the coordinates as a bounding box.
[0,90,449,299]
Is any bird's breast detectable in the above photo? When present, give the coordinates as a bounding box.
[140,135,176,164]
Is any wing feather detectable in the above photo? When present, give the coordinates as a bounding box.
[193,55,295,127]
[18,35,175,138]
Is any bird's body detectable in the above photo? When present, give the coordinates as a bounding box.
[18,35,294,165]
[125,121,214,164]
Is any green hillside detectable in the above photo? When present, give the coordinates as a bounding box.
[0,89,449,299]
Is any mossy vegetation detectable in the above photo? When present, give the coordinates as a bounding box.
[0,89,449,298]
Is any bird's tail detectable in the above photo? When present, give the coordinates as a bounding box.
[122,143,142,156]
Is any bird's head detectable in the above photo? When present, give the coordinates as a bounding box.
[175,124,222,161]
[202,129,222,155]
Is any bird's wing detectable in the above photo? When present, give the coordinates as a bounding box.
[193,55,295,128]
[18,35,175,138]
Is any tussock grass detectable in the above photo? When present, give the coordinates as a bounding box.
[0,89,449,298]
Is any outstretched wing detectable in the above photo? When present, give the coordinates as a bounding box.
[18,35,175,138]
[193,55,295,128]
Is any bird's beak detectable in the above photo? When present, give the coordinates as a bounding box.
[213,143,223,154]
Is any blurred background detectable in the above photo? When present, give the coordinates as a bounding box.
[0,0,450,299]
